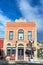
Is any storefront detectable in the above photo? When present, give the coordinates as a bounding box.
[4,19,37,61]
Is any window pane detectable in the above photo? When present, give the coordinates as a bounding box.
[9,31,13,40]
[28,31,32,40]
[18,49,24,56]
[10,32,13,35]
[9,36,13,39]
[21,49,24,56]
[28,31,32,35]
[18,49,20,56]
[12,48,16,54]
[18,29,24,40]
[7,49,11,55]
[19,33,23,39]
[28,35,32,39]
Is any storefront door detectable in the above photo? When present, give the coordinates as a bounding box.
[18,47,24,60]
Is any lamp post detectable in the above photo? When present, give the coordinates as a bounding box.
[29,39,34,59]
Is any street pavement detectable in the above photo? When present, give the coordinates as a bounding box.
[0,60,43,65]
[0,60,8,65]
[0,63,43,65]
[5,63,43,65]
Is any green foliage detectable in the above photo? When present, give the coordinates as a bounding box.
[37,48,43,59]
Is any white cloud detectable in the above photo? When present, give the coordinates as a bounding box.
[17,0,35,21]
[0,13,11,26]
[17,0,43,32]
[0,10,11,38]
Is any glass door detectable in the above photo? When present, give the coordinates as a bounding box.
[18,47,24,60]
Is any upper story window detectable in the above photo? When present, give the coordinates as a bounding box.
[18,29,24,40]
[28,31,32,40]
[9,31,13,40]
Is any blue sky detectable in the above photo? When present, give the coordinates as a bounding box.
[0,0,43,42]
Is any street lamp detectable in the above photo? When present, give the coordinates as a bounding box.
[29,39,34,59]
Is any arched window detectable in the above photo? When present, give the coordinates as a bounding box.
[18,29,24,40]
[18,44,24,46]
[7,43,11,46]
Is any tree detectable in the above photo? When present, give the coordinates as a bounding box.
[37,48,43,59]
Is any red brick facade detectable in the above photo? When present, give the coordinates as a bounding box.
[0,38,4,48]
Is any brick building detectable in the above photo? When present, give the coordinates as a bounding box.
[4,19,37,61]
[0,38,4,58]
[0,38,4,49]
